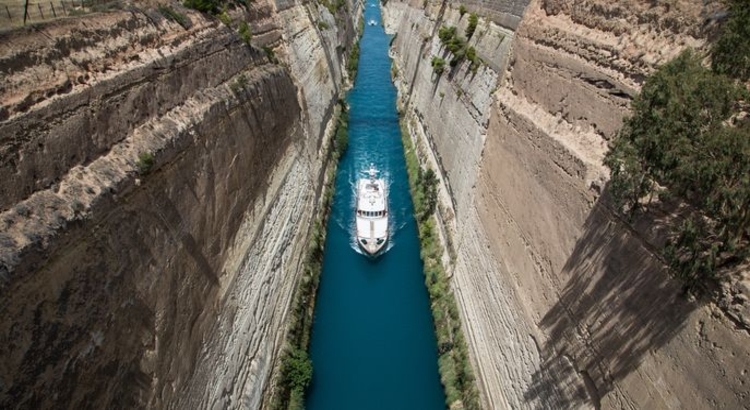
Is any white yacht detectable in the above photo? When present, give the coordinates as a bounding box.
[368,19,377,26]
[356,166,388,255]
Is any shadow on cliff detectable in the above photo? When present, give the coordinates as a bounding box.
[523,191,699,409]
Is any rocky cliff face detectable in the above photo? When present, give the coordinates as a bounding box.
[0,1,359,408]
[385,0,749,408]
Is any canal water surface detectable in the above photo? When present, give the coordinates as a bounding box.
[305,2,446,409]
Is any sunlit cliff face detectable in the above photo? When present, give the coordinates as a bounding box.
[384,0,749,408]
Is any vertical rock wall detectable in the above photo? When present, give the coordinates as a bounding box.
[386,0,749,408]
[0,1,360,408]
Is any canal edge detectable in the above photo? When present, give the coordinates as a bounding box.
[264,7,365,408]
[398,110,483,410]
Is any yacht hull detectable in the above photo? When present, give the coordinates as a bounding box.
[355,167,388,257]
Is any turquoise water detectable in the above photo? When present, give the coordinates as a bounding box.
[304,3,446,410]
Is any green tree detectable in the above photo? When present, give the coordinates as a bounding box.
[604,49,750,292]
[459,4,467,17]
[712,0,750,81]
[603,137,652,215]
[281,347,313,398]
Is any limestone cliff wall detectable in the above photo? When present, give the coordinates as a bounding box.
[386,0,749,408]
[446,0,528,29]
[0,1,360,408]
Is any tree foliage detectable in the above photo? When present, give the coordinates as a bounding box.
[604,49,750,293]
[712,0,750,81]
[437,26,480,72]
[282,348,313,391]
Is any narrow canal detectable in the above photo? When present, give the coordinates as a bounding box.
[304,2,446,409]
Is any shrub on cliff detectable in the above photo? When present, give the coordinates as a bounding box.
[136,152,154,175]
[281,347,312,410]
[459,4,467,17]
[347,41,361,80]
[438,25,480,71]
[183,0,221,14]
[334,103,350,159]
[418,170,438,221]
[712,0,750,81]
[282,348,313,391]
[466,46,480,72]
[238,21,252,44]
[465,13,478,39]
[604,49,750,293]
[438,26,456,43]
[431,56,446,75]
[264,46,279,64]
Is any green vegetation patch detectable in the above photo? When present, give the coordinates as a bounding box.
[136,151,154,175]
[459,4,467,17]
[437,25,480,72]
[264,46,279,64]
[269,101,349,410]
[400,117,481,410]
[347,40,361,81]
[604,48,750,295]
[712,0,750,81]
[183,0,222,14]
[465,13,478,39]
[238,21,252,44]
[431,56,446,75]
[334,103,350,159]
[217,10,232,25]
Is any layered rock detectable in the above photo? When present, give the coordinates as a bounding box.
[386,0,749,408]
[0,1,359,408]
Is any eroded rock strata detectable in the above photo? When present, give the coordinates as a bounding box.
[3,0,749,408]
[0,1,359,408]
[385,0,749,408]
